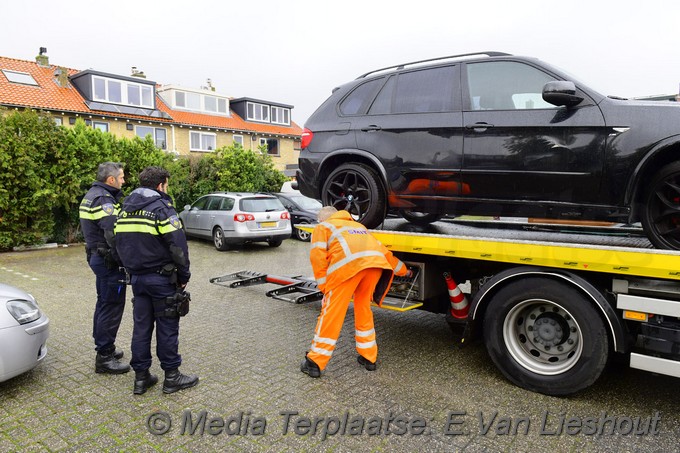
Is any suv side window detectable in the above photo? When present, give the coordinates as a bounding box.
[466,61,556,110]
[392,65,458,113]
[339,78,385,115]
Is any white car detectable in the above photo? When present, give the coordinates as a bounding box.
[0,283,50,382]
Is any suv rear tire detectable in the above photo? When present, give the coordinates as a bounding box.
[641,162,680,249]
[322,163,386,229]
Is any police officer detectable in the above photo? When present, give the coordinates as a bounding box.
[114,166,198,395]
[79,162,130,374]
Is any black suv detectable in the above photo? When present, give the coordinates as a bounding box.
[297,52,680,249]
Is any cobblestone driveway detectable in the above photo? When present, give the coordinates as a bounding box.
[1,238,678,452]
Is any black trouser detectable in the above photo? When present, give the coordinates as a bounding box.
[88,254,126,354]
[129,273,181,372]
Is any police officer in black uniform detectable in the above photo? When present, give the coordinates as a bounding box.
[115,166,198,395]
[79,162,130,374]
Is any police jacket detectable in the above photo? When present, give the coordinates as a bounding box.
[79,181,123,261]
[310,210,408,306]
[114,187,191,285]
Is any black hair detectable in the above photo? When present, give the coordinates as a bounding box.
[138,166,170,189]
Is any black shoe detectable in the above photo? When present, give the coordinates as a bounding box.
[133,370,158,395]
[300,355,321,378]
[95,352,131,374]
[162,369,199,394]
[113,347,124,360]
[357,355,377,371]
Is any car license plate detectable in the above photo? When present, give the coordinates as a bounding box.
[259,221,277,228]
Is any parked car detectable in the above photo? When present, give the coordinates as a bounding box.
[179,192,292,250]
[0,283,50,382]
[270,192,322,241]
[296,51,680,249]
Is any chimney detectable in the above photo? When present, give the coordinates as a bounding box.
[36,47,49,67]
[54,67,70,88]
[131,66,146,78]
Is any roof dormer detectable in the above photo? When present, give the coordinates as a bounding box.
[70,69,170,119]
[157,84,230,117]
[230,98,292,126]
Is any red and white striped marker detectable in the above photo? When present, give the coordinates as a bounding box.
[444,272,469,319]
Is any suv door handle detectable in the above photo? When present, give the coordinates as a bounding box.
[465,122,494,131]
[361,125,382,132]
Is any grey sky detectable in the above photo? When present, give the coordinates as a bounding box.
[2,0,679,126]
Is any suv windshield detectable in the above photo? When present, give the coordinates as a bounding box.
[240,197,284,212]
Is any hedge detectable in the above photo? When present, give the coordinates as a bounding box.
[0,109,287,250]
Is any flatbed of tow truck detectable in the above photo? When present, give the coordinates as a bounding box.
[371,218,679,281]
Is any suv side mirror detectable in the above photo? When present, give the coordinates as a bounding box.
[542,81,583,108]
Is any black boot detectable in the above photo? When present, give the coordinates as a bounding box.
[113,347,124,360]
[357,355,377,371]
[95,351,131,374]
[300,355,321,378]
[133,370,158,395]
[162,369,199,394]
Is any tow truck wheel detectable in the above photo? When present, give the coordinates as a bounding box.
[213,227,229,251]
[483,277,609,396]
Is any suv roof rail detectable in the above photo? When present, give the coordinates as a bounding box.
[357,51,512,79]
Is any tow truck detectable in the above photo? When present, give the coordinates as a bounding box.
[211,219,680,396]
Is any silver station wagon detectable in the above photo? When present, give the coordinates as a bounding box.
[179,192,292,251]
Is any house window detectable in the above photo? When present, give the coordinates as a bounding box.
[107,80,122,103]
[218,98,228,114]
[175,91,186,107]
[93,121,109,132]
[187,92,201,110]
[271,106,290,125]
[2,69,39,86]
[260,138,279,156]
[190,131,216,152]
[53,117,63,126]
[136,126,167,149]
[233,135,244,147]
[171,90,229,115]
[247,102,270,122]
[91,76,153,108]
[205,96,217,112]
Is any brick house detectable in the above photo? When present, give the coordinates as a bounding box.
[0,49,302,175]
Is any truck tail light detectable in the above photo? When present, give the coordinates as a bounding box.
[301,128,313,149]
[234,213,255,222]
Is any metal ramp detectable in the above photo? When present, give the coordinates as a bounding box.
[210,271,323,304]
[210,270,423,311]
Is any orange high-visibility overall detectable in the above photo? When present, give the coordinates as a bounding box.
[307,211,409,370]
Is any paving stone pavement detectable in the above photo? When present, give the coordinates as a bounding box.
[1,238,679,452]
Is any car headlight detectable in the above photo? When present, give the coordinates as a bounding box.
[6,298,42,325]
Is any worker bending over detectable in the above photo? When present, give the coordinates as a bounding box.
[301,207,411,378]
